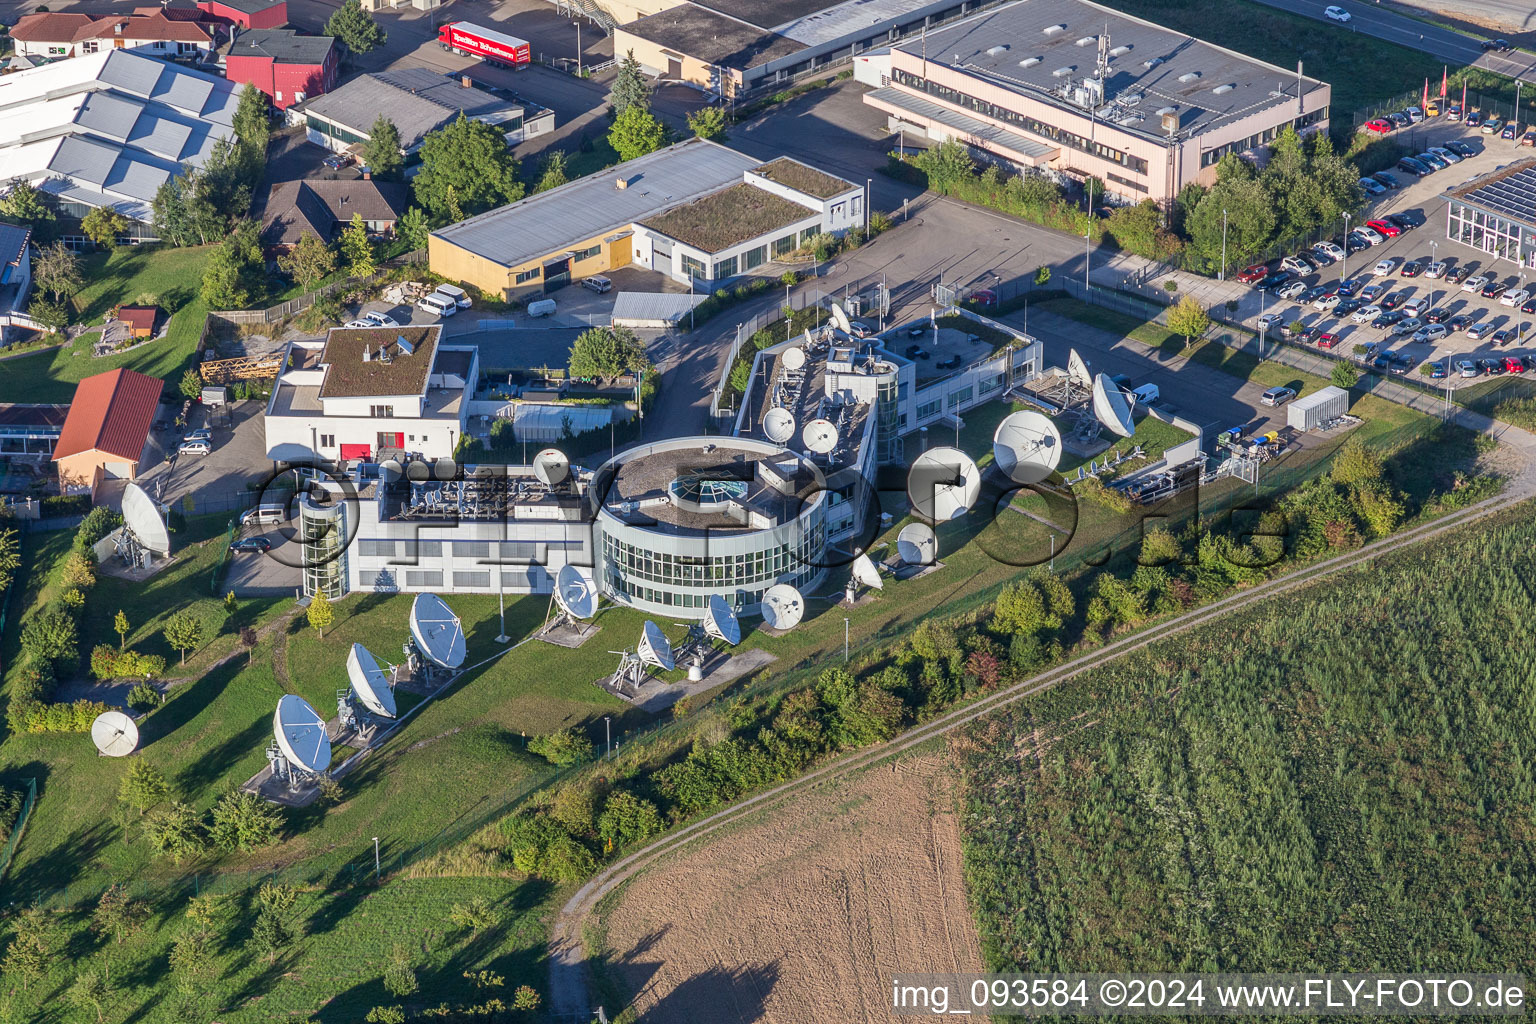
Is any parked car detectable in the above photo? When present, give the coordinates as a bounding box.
[1447,266,1473,285]
[1315,241,1346,262]
[1313,293,1341,311]
[1281,254,1316,274]
[362,310,399,328]
[1257,272,1293,292]
[342,319,374,329]
[1504,123,1520,140]
[1371,171,1401,189]
[1422,262,1446,280]
[1407,105,1424,123]
[1366,219,1401,238]
[1364,118,1394,135]
[322,153,351,170]
[1484,118,1503,134]
[1308,247,1336,267]
[1400,261,1423,278]
[1336,298,1363,317]
[1448,314,1474,332]
[1380,292,1406,311]
[1257,312,1285,331]
[1276,280,1308,300]
[1467,320,1495,340]
[178,440,211,455]
[1522,297,1536,314]
[1425,307,1450,324]
[1261,386,1297,406]
[432,284,471,309]
[848,319,876,338]
[1304,284,1332,303]
[1359,177,1386,195]
[1374,310,1407,329]
[1502,288,1532,307]
[1483,280,1509,299]
[230,537,272,553]
[1467,109,1484,128]
[1457,359,1481,378]
[1390,352,1416,374]
[1494,328,1518,346]
[1412,324,1449,343]
[1505,355,1526,373]
[1360,283,1387,302]
[1316,332,1341,349]
[1464,275,1492,293]
[1386,212,1420,231]
[1428,359,1449,379]
[1392,317,1423,336]
[1337,278,1362,297]
[1356,226,1386,245]
[1427,146,1460,164]
[1324,4,1351,20]
[1416,151,1448,170]
[1524,129,1536,147]
[1481,38,1513,51]
[1396,158,1427,177]
[1389,111,1412,128]
[1236,263,1271,283]
[1448,104,1463,122]
[1351,304,1382,324]
[1373,258,1398,276]
[1403,296,1429,316]
[1345,232,1371,254]
[581,275,613,293]
[1447,140,1477,157]
[183,429,211,443]
[1481,357,1507,376]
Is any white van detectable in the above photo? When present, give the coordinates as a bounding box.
[1129,383,1160,405]
[417,293,457,318]
[433,283,471,309]
[526,298,557,318]
[241,504,286,526]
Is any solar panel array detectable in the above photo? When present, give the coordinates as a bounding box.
[1465,167,1536,224]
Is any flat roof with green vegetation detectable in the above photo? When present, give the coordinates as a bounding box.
[751,157,855,200]
[318,326,441,399]
[641,183,811,254]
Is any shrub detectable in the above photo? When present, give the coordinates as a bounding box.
[527,727,594,766]
[92,646,168,680]
[1163,279,1179,292]
[208,790,283,852]
[22,698,108,733]
[127,682,163,712]
[20,609,79,668]
[75,506,121,550]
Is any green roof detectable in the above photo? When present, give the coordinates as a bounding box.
[641,183,811,254]
[318,326,441,399]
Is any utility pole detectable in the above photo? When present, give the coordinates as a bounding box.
[843,617,849,663]
[1219,207,1227,281]
[604,716,611,757]
[575,21,582,77]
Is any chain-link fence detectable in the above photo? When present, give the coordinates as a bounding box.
[0,779,37,888]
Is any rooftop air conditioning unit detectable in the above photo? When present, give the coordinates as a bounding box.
[987,44,1008,55]
[1019,56,1042,67]
[1178,71,1201,83]
[1212,83,1235,95]
[1042,23,1065,35]
[1052,66,1073,77]
[1075,35,1096,46]
[1110,44,1131,56]
[1143,56,1163,68]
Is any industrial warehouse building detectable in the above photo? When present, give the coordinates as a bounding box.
[1444,158,1536,269]
[429,138,864,300]
[854,0,1331,203]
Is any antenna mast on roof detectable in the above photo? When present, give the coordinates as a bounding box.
[1297,60,1304,116]
[1096,24,1110,80]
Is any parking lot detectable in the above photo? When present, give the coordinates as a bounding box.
[1246,115,1536,384]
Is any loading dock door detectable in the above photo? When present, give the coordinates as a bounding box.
[543,256,571,290]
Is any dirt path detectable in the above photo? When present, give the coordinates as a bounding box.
[594,755,980,1024]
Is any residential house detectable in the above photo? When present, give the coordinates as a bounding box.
[224,28,338,109]
[261,178,409,251]
[9,11,216,63]
[197,0,288,30]
[117,305,161,338]
[53,368,163,497]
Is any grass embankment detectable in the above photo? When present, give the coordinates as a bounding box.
[959,509,1536,973]
[1455,375,1536,430]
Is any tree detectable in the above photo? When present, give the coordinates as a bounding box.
[534,150,569,193]
[1331,362,1360,389]
[81,207,130,250]
[33,241,81,302]
[209,790,283,851]
[324,0,386,56]
[91,884,149,946]
[240,626,259,666]
[163,611,205,666]
[277,232,336,291]
[527,727,593,766]
[608,105,667,163]
[0,179,55,230]
[1,906,53,991]
[233,84,271,159]
[383,944,418,998]
[448,895,496,936]
[142,801,205,863]
[66,969,110,1024]
[168,929,216,995]
[28,298,68,336]
[687,105,727,140]
[413,113,523,221]
[610,49,650,116]
[114,610,130,651]
[0,528,18,595]
[512,986,540,1011]
[118,759,169,816]
[179,369,204,400]
[338,213,376,277]
[20,608,77,665]
[596,791,663,849]
[60,550,95,589]
[200,220,263,309]
[364,116,403,179]
[252,882,299,963]
[567,325,650,384]
[306,591,334,637]
[910,139,975,191]
[397,206,429,249]
[1166,295,1210,346]
[366,1008,406,1024]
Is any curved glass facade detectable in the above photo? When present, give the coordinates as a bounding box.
[299,492,346,600]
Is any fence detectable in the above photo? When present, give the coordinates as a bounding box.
[212,250,428,327]
[0,779,37,888]
[209,514,238,595]
[709,286,825,422]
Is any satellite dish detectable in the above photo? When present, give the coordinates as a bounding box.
[1067,348,1092,388]
[1092,373,1136,438]
[122,482,170,555]
[897,523,938,566]
[830,301,852,335]
[410,593,466,669]
[907,446,981,522]
[533,448,570,486]
[782,347,806,370]
[803,418,838,454]
[273,694,331,774]
[637,620,675,671]
[554,564,599,619]
[703,593,741,646]
[851,552,884,591]
[993,410,1062,485]
[346,643,396,718]
[91,710,139,756]
[763,406,796,444]
[759,583,804,630]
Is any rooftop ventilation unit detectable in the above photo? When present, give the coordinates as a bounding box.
[1110,44,1131,56]
[1178,71,1201,83]
[1121,91,1143,105]
[1143,56,1163,68]
[987,44,1008,55]
[1075,35,1097,46]
[1042,23,1065,34]
[1052,66,1073,77]
[1155,105,1176,116]
[1019,56,1042,67]
[1212,83,1235,95]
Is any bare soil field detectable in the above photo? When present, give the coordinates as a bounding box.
[591,752,983,1023]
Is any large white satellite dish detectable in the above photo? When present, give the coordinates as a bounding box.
[830,301,852,336]
[703,593,741,646]
[533,448,570,486]
[1092,373,1136,438]
[759,584,804,630]
[273,694,330,774]
[637,620,675,671]
[803,418,838,454]
[346,643,396,718]
[851,552,884,591]
[993,410,1063,485]
[896,523,938,566]
[1067,348,1092,388]
[907,446,981,522]
[782,346,806,371]
[554,564,598,620]
[410,593,466,669]
[91,710,139,757]
[122,482,170,555]
[764,406,796,444]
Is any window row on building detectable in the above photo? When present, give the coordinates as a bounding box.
[1198,108,1328,167]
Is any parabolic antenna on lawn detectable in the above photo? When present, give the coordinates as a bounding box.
[122,482,170,555]
[1092,373,1135,438]
[803,418,838,454]
[764,407,796,444]
[830,301,852,336]
[273,694,330,774]
[637,620,675,671]
[993,410,1063,485]
[896,523,938,566]
[91,710,139,757]
[782,346,806,371]
[906,446,981,522]
[704,593,741,646]
[410,593,466,669]
[346,643,396,718]
[533,448,570,486]
[1067,348,1092,388]
[759,583,804,630]
[851,552,884,591]
[554,563,598,620]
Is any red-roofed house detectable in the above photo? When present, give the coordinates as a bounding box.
[9,10,216,61]
[116,306,161,339]
[53,368,163,497]
[197,0,287,30]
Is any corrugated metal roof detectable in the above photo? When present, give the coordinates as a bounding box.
[53,368,163,463]
[610,291,708,324]
[0,223,30,270]
[433,137,758,269]
[304,68,525,150]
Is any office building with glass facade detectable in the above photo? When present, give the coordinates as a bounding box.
[1445,159,1536,269]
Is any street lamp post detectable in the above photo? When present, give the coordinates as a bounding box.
[843,618,849,663]
[373,837,380,883]
[604,716,610,758]
[1429,239,1438,317]
[1084,231,1091,292]
[1219,207,1228,282]
[1341,212,1351,282]
[575,22,582,78]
